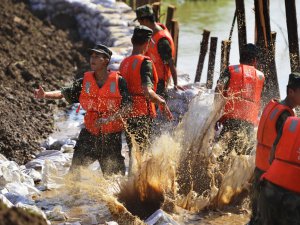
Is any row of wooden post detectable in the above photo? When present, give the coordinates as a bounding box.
[194,0,300,105]
[119,1,179,66]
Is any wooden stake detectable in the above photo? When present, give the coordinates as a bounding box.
[235,0,247,58]
[129,0,135,10]
[152,2,161,22]
[220,40,231,76]
[166,5,176,32]
[171,20,179,66]
[285,0,300,72]
[254,0,280,103]
[206,37,218,89]
[194,30,210,83]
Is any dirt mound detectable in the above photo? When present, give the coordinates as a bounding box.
[0,0,89,164]
[0,201,47,225]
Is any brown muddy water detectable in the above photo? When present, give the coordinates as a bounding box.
[43,90,253,225]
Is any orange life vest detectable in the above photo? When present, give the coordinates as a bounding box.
[119,55,158,118]
[146,23,175,84]
[221,64,265,125]
[79,71,123,135]
[262,117,300,193]
[256,100,294,171]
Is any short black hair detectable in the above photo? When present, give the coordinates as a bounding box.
[138,15,156,23]
[240,43,258,64]
[286,85,300,95]
[131,36,149,45]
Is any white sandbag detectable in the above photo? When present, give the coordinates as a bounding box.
[45,205,68,221]
[0,161,22,186]
[106,222,118,225]
[26,150,72,170]
[15,202,48,221]
[23,168,42,183]
[145,209,179,225]
[5,182,29,196]
[0,194,13,208]
[167,99,188,115]
[0,154,8,162]
[41,160,63,190]
[58,222,81,225]
[183,88,201,102]
[0,188,8,195]
[61,144,74,153]
[4,192,34,205]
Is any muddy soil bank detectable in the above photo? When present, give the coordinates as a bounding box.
[0,0,89,164]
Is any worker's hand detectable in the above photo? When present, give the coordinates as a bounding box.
[159,101,173,121]
[174,84,186,91]
[34,85,45,99]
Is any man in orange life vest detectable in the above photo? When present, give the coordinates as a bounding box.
[34,44,132,175]
[257,116,300,225]
[119,26,172,158]
[248,72,300,225]
[215,43,265,159]
[134,4,184,98]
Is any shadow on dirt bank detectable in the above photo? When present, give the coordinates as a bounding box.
[0,0,90,164]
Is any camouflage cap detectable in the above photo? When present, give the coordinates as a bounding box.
[132,25,153,42]
[88,44,112,59]
[288,72,300,87]
[134,4,154,21]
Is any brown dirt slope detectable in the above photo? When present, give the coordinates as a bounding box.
[0,0,88,164]
[0,201,48,225]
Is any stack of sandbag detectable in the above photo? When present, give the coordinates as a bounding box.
[28,0,135,48]
[0,154,48,222]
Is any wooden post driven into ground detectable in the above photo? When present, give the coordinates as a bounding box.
[255,0,279,103]
[152,2,161,22]
[171,20,179,66]
[166,5,176,32]
[206,37,218,89]
[194,30,210,83]
[285,0,300,72]
[129,0,135,10]
[235,0,247,58]
[220,40,231,76]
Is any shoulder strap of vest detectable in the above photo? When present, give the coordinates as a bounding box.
[228,65,241,74]
[83,71,94,79]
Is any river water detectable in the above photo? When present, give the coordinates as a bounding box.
[163,0,300,97]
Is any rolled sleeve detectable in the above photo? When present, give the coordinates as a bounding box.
[157,38,173,63]
[140,59,154,88]
[60,78,83,104]
[118,76,132,107]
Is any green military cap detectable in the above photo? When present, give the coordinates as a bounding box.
[88,44,112,59]
[132,25,153,42]
[134,4,154,21]
[288,72,300,87]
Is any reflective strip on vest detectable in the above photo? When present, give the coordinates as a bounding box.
[222,64,265,125]
[119,55,158,118]
[79,71,123,135]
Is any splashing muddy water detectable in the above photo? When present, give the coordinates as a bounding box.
[45,89,254,225]
[116,89,254,223]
